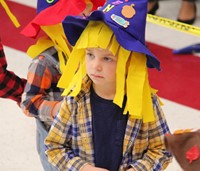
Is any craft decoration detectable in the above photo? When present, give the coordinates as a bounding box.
[111,14,130,28]
[121,4,135,18]
[112,0,123,5]
[186,145,200,164]
[174,129,193,134]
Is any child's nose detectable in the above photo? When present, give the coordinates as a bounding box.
[93,60,102,71]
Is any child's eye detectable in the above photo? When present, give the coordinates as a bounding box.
[104,57,112,62]
[86,52,94,59]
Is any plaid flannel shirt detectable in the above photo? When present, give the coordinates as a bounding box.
[0,41,26,104]
[45,76,172,171]
[21,47,63,127]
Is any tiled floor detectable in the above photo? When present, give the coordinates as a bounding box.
[0,0,200,170]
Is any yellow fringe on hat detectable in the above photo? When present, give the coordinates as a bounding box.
[124,52,155,122]
[27,36,54,58]
[0,0,20,27]
[26,24,70,73]
[41,24,71,73]
[58,21,156,123]
[113,46,129,108]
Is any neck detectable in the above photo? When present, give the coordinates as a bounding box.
[92,84,116,100]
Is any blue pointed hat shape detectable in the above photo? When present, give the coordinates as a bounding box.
[62,0,160,70]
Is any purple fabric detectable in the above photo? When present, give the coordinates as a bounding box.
[37,0,58,13]
[62,0,160,70]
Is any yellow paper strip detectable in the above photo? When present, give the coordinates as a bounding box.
[0,0,20,27]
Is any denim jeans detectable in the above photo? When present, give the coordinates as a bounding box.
[36,119,59,171]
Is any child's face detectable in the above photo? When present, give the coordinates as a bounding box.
[85,48,118,88]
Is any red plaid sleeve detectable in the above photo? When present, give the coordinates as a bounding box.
[0,41,27,104]
[0,41,7,74]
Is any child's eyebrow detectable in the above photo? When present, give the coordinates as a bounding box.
[104,52,114,56]
[86,48,92,52]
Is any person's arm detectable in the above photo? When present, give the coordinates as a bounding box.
[0,41,26,105]
[128,95,172,171]
[20,55,62,121]
[45,98,90,170]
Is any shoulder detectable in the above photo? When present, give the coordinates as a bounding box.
[64,75,92,102]
[29,47,59,71]
[152,93,161,107]
[32,47,58,64]
[63,82,92,114]
[64,90,91,106]
[151,93,168,123]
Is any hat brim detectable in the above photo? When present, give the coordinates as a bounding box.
[21,0,87,38]
[62,11,160,70]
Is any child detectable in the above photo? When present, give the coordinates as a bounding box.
[45,0,172,170]
[0,40,26,105]
[20,0,105,171]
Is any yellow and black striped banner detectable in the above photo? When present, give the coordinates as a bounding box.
[147,14,200,37]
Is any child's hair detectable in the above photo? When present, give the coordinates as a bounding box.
[59,21,156,123]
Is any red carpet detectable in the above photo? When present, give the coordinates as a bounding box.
[1,1,200,110]
[148,42,200,110]
[0,1,41,51]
